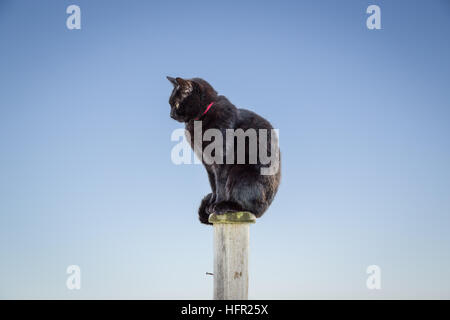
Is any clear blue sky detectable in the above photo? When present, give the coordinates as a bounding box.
[0,0,449,299]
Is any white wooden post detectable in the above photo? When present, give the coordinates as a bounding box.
[209,211,256,300]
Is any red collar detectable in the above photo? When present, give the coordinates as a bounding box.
[195,102,215,120]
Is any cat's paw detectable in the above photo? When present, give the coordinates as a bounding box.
[208,201,242,215]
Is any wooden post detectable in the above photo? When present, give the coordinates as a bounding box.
[209,211,256,300]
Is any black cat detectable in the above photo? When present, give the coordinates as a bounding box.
[167,77,281,225]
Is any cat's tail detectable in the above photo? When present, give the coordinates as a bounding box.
[198,193,213,225]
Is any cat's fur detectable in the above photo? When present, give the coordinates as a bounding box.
[167,76,281,225]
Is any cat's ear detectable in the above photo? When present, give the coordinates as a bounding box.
[167,76,177,86]
[175,77,189,87]
[176,77,193,93]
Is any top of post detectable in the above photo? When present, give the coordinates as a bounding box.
[208,211,256,224]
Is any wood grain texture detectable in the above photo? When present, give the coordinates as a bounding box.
[210,212,256,300]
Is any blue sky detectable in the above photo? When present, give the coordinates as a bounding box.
[0,0,449,299]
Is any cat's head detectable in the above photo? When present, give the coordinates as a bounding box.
[167,76,217,123]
